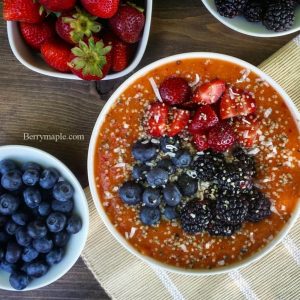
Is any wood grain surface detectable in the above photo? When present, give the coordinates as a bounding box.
[0,0,297,299]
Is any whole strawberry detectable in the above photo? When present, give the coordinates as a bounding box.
[81,0,120,18]
[56,9,101,45]
[109,3,145,44]
[39,0,76,12]
[41,40,71,72]
[20,21,55,51]
[3,0,44,23]
[68,38,112,80]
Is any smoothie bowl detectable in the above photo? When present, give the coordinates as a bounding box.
[88,53,300,274]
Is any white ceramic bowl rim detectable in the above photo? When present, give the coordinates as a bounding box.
[88,52,300,275]
[202,0,300,37]
[6,0,152,80]
[0,145,89,291]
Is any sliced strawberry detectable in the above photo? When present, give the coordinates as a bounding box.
[233,115,260,148]
[168,109,190,137]
[188,105,219,134]
[159,77,191,105]
[177,101,199,111]
[220,88,256,120]
[192,79,226,105]
[193,133,209,152]
[148,103,168,137]
[207,122,235,152]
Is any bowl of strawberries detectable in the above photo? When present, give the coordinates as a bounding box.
[4,0,152,81]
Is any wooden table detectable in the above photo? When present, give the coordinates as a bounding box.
[0,0,297,299]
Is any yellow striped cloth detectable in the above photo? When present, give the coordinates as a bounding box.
[81,36,300,300]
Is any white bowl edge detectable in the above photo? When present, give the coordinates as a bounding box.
[0,145,89,291]
[87,52,300,275]
[6,0,152,81]
[202,0,300,38]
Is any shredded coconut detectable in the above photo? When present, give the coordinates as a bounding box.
[149,77,163,102]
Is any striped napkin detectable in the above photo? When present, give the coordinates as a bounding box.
[81,35,300,300]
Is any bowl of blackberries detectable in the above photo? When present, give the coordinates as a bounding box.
[202,0,300,37]
[0,145,89,291]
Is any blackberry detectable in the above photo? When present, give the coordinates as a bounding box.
[215,195,249,225]
[243,1,265,22]
[208,220,241,236]
[263,2,295,32]
[193,151,225,181]
[215,0,249,18]
[215,162,253,193]
[232,147,256,177]
[246,188,272,222]
[180,200,211,234]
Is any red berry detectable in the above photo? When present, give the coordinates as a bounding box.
[3,0,44,23]
[109,4,145,43]
[20,21,55,51]
[188,105,219,134]
[81,0,120,19]
[39,0,76,12]
[159,77,191,105]
[220,88,256,120]
[168,109,190,137]
[193,134,209,151]
[193,79,226,105]
[147,103,168,137]
[207,122,235,152]
[41,40,71,73]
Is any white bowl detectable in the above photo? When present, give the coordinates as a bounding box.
[6,0,152,80]
[88,52,300,275]
[0,145,89,291]
[202,0,300,37]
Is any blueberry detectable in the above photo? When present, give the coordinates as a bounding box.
[156,159,176,174]
[12,211,28,226]
[0,159,17,175]
[46,248,64,265]
[46,212,66,233]
[23,187,42,208]
[22,162,42,172]
[1,170,22,191]
[9,271,29,290]
[53,231,70,247]
[146,168,169,187]
[0,215,8,227]
[22,246,39,263]
[132,164,149,181]
[32,237,53,253]
[0,260,17,273]
[27,220,48,239]
[26,261,49,278]
[39,168,59,189]
[5,220,20,235]
[177,174,198,196]
[164,206,178,220]
[16,228,32,247]
[140,207,161,226]
[160,136,180,153]
[66,215,82,234]
[38,201,52,216]
[0,248,4,260]
[51,199,74,214]
[162,183,182,206]
[6,241,22,263]
[53,181,74,202]
[172,150,192,168]
[119,181,143,205]
[142,188,161,208]
[0,231,9,243]
[0,194,20,215]
[132,140,158,163]
[22,169,40,186]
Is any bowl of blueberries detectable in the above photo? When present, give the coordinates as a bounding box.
[0,145,89,291]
